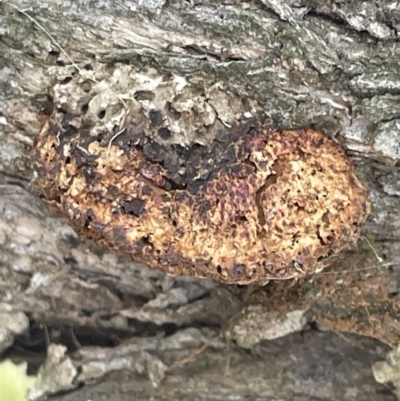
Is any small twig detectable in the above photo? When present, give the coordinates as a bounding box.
[313,261,397,277]
[6,2,82,73]
[361,236,384,263]
[106,128,125,157]
[7,1,129,132]
[168,332,223,371]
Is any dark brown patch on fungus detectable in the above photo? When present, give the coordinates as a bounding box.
[32,120,370,285]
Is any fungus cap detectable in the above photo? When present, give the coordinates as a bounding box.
[33,119,370,285]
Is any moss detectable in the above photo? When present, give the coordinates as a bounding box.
[0,360,35,401]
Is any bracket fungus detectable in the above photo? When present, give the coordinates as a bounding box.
[33,117,370,285]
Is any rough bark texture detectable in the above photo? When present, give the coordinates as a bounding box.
[1,0,400,399]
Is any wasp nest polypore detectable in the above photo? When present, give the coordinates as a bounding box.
[33,119,370,285]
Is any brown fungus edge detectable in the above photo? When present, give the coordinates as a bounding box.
[32,119,371,285]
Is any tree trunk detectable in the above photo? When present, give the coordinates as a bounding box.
[1,0,400,400]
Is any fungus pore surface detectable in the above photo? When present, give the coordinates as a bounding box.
[33,118,370,285]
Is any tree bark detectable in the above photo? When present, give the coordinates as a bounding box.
[1,0,400,399]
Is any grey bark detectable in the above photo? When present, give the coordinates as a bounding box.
[0,0,400,399]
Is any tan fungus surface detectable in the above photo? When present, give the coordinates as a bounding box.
[32,121,370,284]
